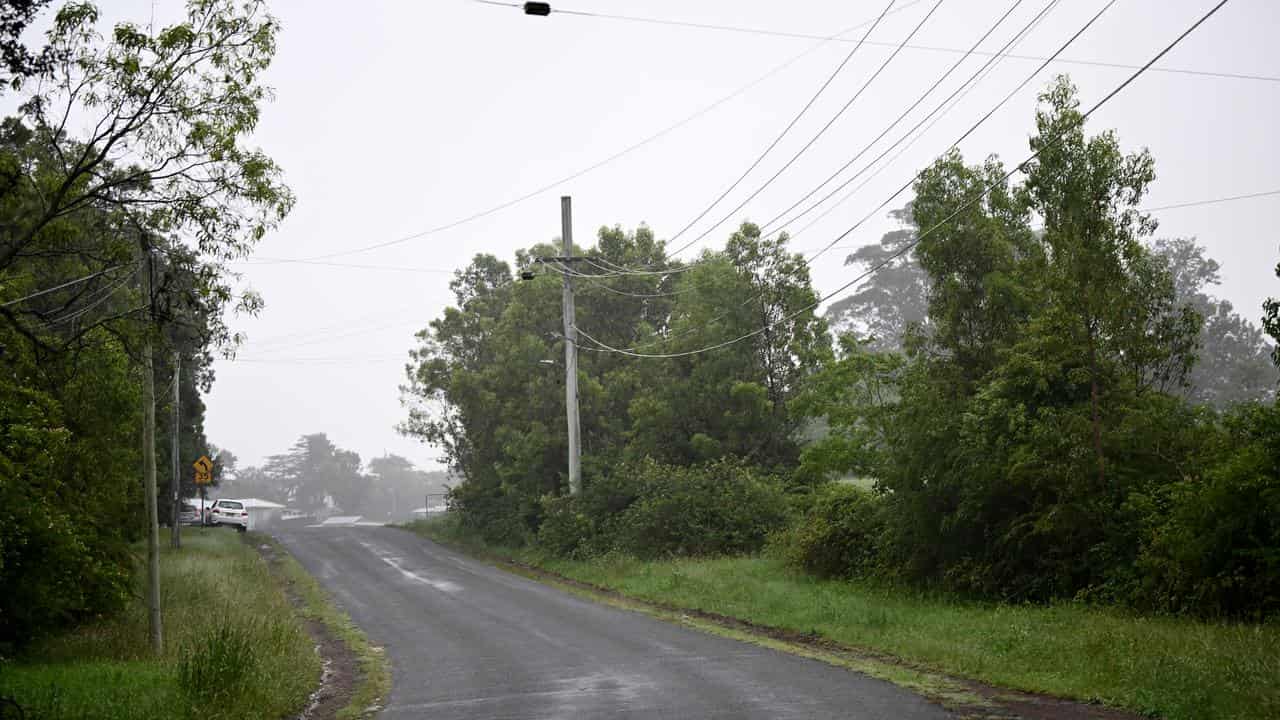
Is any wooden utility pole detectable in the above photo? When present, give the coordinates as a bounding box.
[560,196,581,496]
[170,350,181,549]
[525,196,585,496]
[138,246,162,653]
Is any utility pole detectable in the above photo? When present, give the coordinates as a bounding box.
[524,196,585,496]
[560,196,581,496]
[137,245,163,653]
[170,350,181,549]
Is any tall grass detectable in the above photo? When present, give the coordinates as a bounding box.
[0,530,319,720]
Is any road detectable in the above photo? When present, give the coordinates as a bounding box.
[275,525,951,719]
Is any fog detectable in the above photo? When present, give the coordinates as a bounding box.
[79,0,1278,469]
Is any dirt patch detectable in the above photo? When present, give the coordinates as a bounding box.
[476,551,1146,720]
[254,540,361,720]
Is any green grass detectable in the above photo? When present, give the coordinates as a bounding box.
[406,516,1280,720]
[0,529,320,720]
[255,534,391,719]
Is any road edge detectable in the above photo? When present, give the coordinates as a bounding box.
[397,525,1146,720]
[253,533,392,720]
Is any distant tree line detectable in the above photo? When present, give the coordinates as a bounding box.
[219,433,449,520]
[405,78,1280,619]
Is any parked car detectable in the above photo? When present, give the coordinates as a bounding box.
[208,499,248,531]
[178,502,203,526]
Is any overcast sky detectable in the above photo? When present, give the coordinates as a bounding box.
[71,0,1280,471]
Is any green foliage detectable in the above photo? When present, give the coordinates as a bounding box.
[791,334,903,485]
[768,482,885,579]
[0,331,138,649]
[1135,401,1280,618]
[403,223,826,548]
[537,458,789,560]
[0,0,292,647]
[780,77,1279,618]
[1264,259,1279,369]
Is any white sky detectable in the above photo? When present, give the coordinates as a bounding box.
[49,1,1280,470]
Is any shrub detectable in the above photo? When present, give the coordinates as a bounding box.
[447,480,537,547]
[610,458,789,559]
[536,495,595,558]
[1134,401,1280,618]
[769,482,886,578]
[537,458,788,559]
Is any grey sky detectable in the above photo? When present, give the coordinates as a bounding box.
[71,0,1280,471]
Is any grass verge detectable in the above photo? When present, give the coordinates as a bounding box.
[0,529,319,720]
[253,533,391,720]
[405,515,1280,720]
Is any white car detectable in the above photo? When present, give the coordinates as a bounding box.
[208,499,249,531]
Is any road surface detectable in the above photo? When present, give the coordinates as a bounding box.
[275,525,951,719]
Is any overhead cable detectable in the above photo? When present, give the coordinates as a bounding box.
[474,0,1277,84]
[658,0,898,253]
[2,264,128,308]
[575,0,1231,359]
[580,0,1074,347]
[664,0,950,260]
[257,1,930,265]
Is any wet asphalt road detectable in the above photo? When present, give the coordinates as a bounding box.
[274,524,951,719]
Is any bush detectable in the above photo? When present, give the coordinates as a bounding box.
[536,495,595,558]
[537,457,789,559]
[447,480,538,547]
[769,482,886,578]
[0,379,134,650]
[1134,401,1280,618]
[613,459,789,558]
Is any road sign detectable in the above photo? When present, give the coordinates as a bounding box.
[194,455,213,485]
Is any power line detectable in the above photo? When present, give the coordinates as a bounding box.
[546,0,1038,301]
[43,272,137,327]
[1,264,128,308]
[785,0,1115,274]
[257,0,930,265]
[759,0,1061,239]
[241,258,454,274]
[816,187,1280,253]
[474,0,1279,84]
[579,0,1084,352]
[576,0,1231,359]
[1143,188,1280,213]
[658,0,897,253]
[245,320,423,356]
[664,0,950,260]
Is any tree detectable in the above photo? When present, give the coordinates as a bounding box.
[627,224,829,467]
[1,0,292,647]
[1,0,55,89]
[402,222,830,543]
[366,454,432,519]
[1150,237,1277,407]
[1264,256,1279,369]
[791,334,904,484]
[264,434,366,513]
[824,205,929,352]
[864,77,1203,600]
